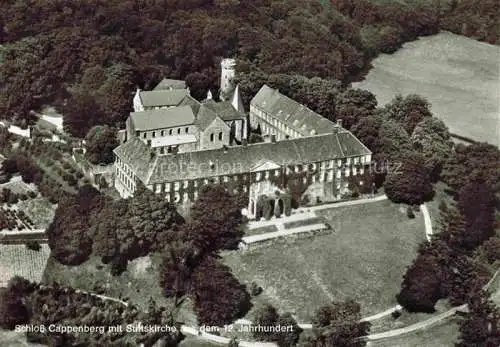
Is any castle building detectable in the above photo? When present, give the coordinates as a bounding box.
[113,59,372,218]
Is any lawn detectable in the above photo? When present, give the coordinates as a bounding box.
[0,244,51,287]
[353,32,500,146]
[223,200,426,322]
[371,318,461,347]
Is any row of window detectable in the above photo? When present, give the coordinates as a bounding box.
[116,166,135,192]
[150,164,366,195]
[137,127,191,139]
[209,132,224,142]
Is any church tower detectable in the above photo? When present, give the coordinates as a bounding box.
[220,58,236,101]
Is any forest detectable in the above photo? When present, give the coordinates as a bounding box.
[0,0,497,137]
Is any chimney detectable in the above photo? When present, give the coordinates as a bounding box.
[271,134,276,143]
[336,119,343,128]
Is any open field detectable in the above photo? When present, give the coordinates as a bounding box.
[353,32,500,146]
[223,200,425,322]
[0,244,51,287]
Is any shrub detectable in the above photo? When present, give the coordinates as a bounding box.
[25,241,41,251]
[249,282,263,297]
[407,206,415,219]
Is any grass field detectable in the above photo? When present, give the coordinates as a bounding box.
[0,244,51,287]
[223,200,426,322]
[353,32,500,146]
[371,318,460,347]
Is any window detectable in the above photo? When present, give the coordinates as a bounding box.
[264,171,269,179]
[160,147,165,155]
[210,133,214,142]
[161,130,165,136]
[185,127,189,133]
[177,128,181,134]
[147,140,151,147]
[223,176,229,183]
[152,131,156,138]
[336,170,341,179]
[256,172,261,180]
[328,171,334,182]
[143,132,147,139]
[352,167,357,176]
[155,184,161,193]
[345,168,350,177]
[169,129,173,135]
[354,157,359,165]
[136,131,140,137]
[218,132,223,141]
[184,180,189,188]
[174,182,180,191]
[274,170,280,177]
[338,160,342,168]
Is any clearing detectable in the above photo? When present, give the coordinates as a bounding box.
[353,31,500,146]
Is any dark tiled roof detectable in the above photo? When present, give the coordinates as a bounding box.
[114,130,371,185]
[251,85,338,136]
[202,100,245,121]
[139,89,188,107]
[114,137,155,183]
[194,105,219,131]
[179,95,201,115]
[153,78,186,90]
[130,106,196,131]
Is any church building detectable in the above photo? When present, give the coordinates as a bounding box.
[113,59,372,219]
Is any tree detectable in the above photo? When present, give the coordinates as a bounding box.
[187,185,245,253]
[91,185,184,265]
[84,125,119,165]
[396,254,443,313]
[253,304,280,341]
[0,277,33,329]
[456,290,500,347]
[159,239,200,302]
[275,313,303,347]
[411,117,453,181]
[304,300,370,347]
[47,185,106,265]
[190,256,252,326]
[441,142,500,194]
[334,88,377,129]
[376,118,412,163]
[384,151,434,205]
[456,180,496,251]
[62,92,104,138]
[473,235,500,266]
[383,94,432,134]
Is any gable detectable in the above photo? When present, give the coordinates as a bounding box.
[250,160,281,172]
